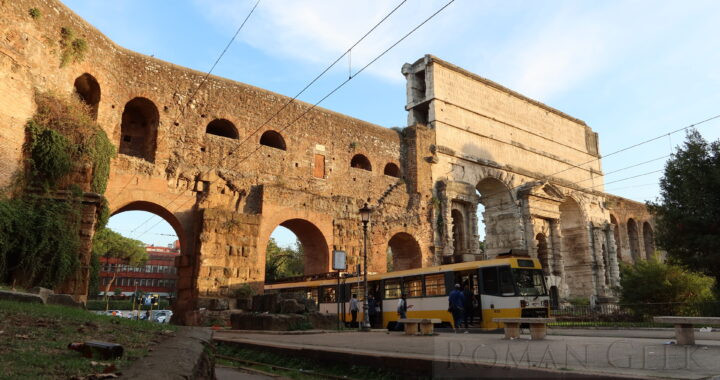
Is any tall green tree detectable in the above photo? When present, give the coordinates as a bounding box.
[647,130,720,284]
[265,238,304,281]
[91,227,147,298]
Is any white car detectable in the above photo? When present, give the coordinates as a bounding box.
[106,310,123,317]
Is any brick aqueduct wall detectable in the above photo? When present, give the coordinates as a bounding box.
[1,0,653,323]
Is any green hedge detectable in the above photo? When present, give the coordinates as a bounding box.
[86,299,170,311]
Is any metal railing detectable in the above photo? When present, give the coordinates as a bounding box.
[549,302,720,327]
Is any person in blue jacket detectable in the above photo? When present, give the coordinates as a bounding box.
[448,283,465,333]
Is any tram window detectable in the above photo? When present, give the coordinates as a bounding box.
[482,267,499,295]
[351,284,365,300]
[384,279,401,299]
[307,288,319,303]
[321,287,336,303]
[499,266,515,296]
[404,276,422,297]
[425,274,446,296]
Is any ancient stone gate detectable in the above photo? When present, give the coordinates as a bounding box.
[0,0,653,322]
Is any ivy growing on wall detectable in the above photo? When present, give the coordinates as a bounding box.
[59,27,88,68]
[0,91,115,288]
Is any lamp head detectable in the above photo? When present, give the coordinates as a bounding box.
[359,203,371,223]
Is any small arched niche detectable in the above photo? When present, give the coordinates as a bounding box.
[74,73,100,120]
[120,97,159,163]
[383,163,400,178]
[206,119,238,139]
[350,154,371,171]
[259,130,286,150]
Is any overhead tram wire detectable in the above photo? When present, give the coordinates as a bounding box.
[469,112,720,203]
[126,0,409,238]
[112,0,261,233]
[134,0,456,239]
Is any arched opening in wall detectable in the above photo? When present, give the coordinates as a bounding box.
[610,214,622,262]
[642,222,654,259]
[383,163,400,178]
[536,233,549,275]
[259,130,286,150]
[387,232,421,272]
[559,197,590,297]
[119,97,159,162]
[451,209,465,255]
[627,218,640,262]
[350,154,371,171]
[99,202,184,314]
[74,73,100,120]
[476,177,516,257]
[266,219,329,279]
[206,119,238,139]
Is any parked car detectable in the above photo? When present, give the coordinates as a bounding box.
[154,310,172,323]
[106,310,123,317]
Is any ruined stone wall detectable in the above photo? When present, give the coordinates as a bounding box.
[0,0,435,321]
[606,195,655,264]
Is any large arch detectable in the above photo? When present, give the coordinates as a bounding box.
[387,232,421,271]
[74,73,100,120]
[119,97,159,162]
[111,200,187,254]
[270,219,329,275]
[609,214,622,262]
[627,218,640,262]
[642,221,654,259]
[559,197,591,296]
[476,177,518,257]
[259,130,286,150]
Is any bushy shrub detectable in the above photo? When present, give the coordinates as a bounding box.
[619,258,716,317]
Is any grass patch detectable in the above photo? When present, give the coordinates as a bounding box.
[215,343,416,380]
[0,299,177,379]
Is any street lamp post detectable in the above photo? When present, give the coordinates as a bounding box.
[359,203,371,331]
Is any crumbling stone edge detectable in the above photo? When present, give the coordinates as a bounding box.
[119,327,215,380]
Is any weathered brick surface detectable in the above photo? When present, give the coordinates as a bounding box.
[0,1,653,320]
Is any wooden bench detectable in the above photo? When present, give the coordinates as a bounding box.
[492,318,556,340]
[397,318,442,335]
[653,316,720,345]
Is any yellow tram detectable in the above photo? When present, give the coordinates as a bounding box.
[265,255,549,330]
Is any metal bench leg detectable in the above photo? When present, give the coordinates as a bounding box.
[504,322,520,339]
[675,324,695,345]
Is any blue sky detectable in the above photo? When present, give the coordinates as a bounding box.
[83,0,720,247]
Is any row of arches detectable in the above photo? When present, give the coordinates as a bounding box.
[610,215,654,262]
[350,154,401,178]
[73,73,402,175]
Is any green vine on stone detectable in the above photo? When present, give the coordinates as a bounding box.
[0,91,115,289]
[59,27,88,67]
[28,8,41,19]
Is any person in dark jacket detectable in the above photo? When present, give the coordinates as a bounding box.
[448,284,465,332]
[463,283,474,329]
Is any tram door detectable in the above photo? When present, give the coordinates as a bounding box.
[454,270,480,323]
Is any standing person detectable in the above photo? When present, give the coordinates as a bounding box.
[448,284,465,333]
[396,293,413,331]
[350,294,359,327]
[463,283,474,329]
[368,294,377,328]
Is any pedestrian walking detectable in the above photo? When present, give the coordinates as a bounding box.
[396,293,413,331]
[350,294,359,327]
[368,294,377,328]
[448,284,465,332]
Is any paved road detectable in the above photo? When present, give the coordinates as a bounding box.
[214,329,720,379]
